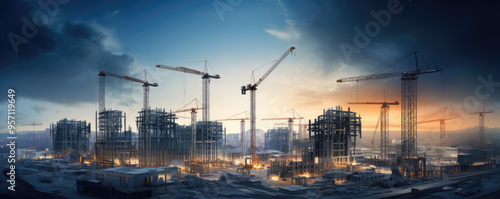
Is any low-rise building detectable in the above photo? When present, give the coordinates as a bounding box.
[77,166,179,198]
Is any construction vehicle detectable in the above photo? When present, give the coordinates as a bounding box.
[241,46,296,166]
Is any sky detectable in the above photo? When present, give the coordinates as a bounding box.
[1,0,499,136]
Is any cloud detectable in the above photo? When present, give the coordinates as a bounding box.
[0,1,136,105]
[265,20,299,41]
[272,0,500,105]
[111,10,120,17]
[33,106,45,114]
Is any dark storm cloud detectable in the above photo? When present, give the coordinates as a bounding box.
[281,0,500,102]
[0,0,136,105]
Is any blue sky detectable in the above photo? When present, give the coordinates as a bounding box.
[1,0,499,135]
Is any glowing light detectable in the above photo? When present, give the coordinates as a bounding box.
[114,159,122,166]
[234,160,241,165]
[300,173,310,178]
[271,176,279,181]
[252,164,263,169]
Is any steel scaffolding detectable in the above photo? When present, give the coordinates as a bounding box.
[176,125,193,161]
[196,121,223,162]
[50,118,91,154]
[265,127,290,153]
[95,110,134,167]
[309,106,361,164]
[136,108,178,167]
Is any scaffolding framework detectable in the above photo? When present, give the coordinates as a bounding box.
[401,75,418,159]
[196,121,224,162]
[137,108,178,167]
[176,125,193,161]
[309,106,361,167]
[95,110,134,167]
[51,118,91,154]
[265,127,290,153]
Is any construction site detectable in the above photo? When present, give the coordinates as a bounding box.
[6,47,500,199]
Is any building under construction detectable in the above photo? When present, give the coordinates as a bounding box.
[176,125,193,161]
[195,121,224,162]
[265,127,290,153]
[50,118,91,154]
[95,110,135,167]
[269,106,362,177]
[310,106,362,165]
[136,108,178,167]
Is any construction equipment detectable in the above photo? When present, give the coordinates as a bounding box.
[156,61,220,122]
[468,103,493,161]
[215,114,249,162]
[418,107,459,146]
[22,122,42,149]
[262,116,304,155]
[337,51,440,178]
[348,101,399,161]
[98,71,158,112]
[172,98,203,161]
[241,46,295,165]
[337,51,440,160]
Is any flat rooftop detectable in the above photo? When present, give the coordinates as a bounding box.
[100,166,177,175]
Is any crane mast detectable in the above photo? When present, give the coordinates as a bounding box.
[349,101,399,161]
[468,103,493,161]
[262,117,303,154]
[156,61,220,122]
[337,51,440,178]
[98,71,158,112]
[241,46,295,164]
[172,98,202,161]
[215,117,249,162]
[418,107,459,145]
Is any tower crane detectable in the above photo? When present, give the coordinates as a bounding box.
[348,101,399,161]
[215,115,249,162]
[98,71,158,112]
[172,98,203,161]
[262,116,304,154]
[468,103,493,161]
[241,46,295,164]
[156,61,220,122]
[418,107,459,146]
[337,51,440,178]
[337,51,440,160]
[22,122,42,149]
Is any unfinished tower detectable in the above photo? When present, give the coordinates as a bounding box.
[176,125,193,161]
[196,121,223,162]
[309,106,361,167]
[265,127,290,153]
[95,110,135,167]
[137,108,178,167]
[51,118,91,154]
